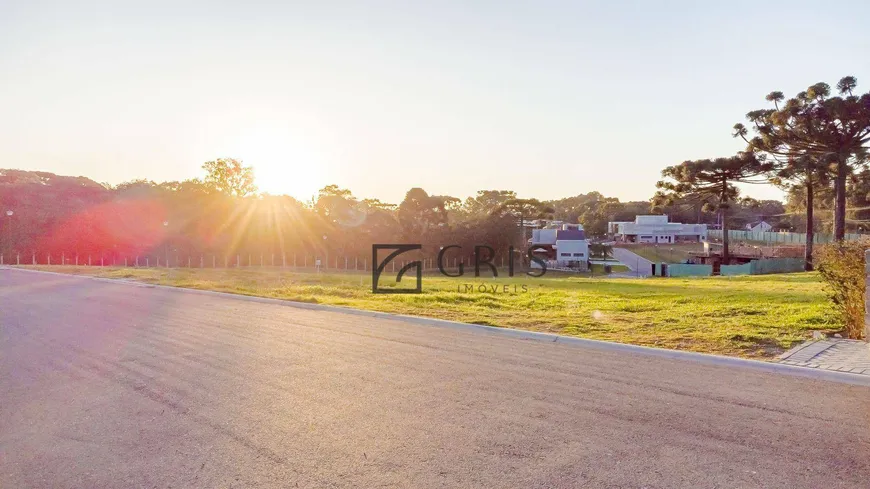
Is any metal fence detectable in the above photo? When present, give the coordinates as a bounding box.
[0,252,374,270]
[0,251,516,273]
[707,230,867,244]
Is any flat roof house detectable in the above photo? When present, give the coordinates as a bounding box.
[608,215,707,244]
[745,221,773,233]
[529,223,589,271]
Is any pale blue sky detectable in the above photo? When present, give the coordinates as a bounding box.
[2,1,868,203]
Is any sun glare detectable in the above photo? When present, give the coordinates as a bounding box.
[232,126,326,201]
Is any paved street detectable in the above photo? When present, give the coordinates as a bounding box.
[2,269,870,488]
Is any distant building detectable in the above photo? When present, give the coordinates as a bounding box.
[745,221,773,233]
[529,223,589,271]
[608,215,707,244]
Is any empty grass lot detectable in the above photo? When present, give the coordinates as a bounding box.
[624,243,704,263]
[20,266,837,358]
[618,243,705,263]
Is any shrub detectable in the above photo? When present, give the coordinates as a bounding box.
[589,243,613,259]
[815,239,870,339]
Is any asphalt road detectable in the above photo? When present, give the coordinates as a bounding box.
[2,269,870,488]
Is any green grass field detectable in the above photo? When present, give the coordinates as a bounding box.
[21,266,838,358]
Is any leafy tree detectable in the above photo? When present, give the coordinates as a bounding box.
[202,158,257,197]
[769,156,830,270]
[358,198,400,245]
[734,76,870,241]
[361,198,397,211]
[845,169,870,231]
[434,195,462,211]
[589,243,613,260]
[547,192,622,237]
[463,190,517,218]
[649,194,715,226]
[654,153,770,263]
[397,188,450,239]
[315,185,360,225]
[548,192,604,223]
[579,197,622,237]
[495,198,554,249]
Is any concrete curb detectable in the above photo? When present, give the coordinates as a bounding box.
[4,266,870,387]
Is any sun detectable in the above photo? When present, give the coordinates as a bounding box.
[232,126,326,200]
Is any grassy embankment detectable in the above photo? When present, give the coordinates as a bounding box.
[618,243,706,263]
[22,265,837,358]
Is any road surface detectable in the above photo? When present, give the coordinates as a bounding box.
[2,269,869,488]
[611,247,654,277]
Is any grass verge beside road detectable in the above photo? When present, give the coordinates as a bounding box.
[17,266,837,359]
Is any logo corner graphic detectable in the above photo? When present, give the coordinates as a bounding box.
[372,244,423,294]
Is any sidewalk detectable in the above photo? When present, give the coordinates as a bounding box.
[778,338,870,375]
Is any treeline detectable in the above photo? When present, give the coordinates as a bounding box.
[2,79,867,268]
[784,167,870,233]
[0,160,780,261]
[655,75,870,269]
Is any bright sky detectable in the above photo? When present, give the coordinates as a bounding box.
[2,1,869,204]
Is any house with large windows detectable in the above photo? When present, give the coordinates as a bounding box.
[608,215,707,244]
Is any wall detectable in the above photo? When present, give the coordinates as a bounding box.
[555,239,588,256]
[717,258,805,276]
[720,263,752,276]
[554,239,589,271]
[531,228,558,244]
[666,264,712,277]
[636,215,669,225]
[618,222,707,239]
[750,258,805,275]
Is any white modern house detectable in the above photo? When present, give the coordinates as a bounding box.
[745,221,773,233]
[529,223,589,270]
[608,215,707,244]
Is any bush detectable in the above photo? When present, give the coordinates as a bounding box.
[589,243,613,260]
[815,239,870,339]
